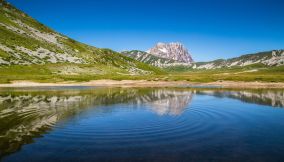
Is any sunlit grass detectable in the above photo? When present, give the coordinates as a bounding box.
[1,64,284,84]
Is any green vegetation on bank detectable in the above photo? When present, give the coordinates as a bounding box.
[1,64,284,83]
[169,66,284,82]
[0,63,164,83]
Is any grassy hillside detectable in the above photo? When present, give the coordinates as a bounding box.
[0,0,163,83]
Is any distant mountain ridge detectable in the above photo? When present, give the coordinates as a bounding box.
[121,50,193,67]
[123,41,284,70]
[194,50,284,69]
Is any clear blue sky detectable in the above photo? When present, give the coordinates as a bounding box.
[8,0,284,61]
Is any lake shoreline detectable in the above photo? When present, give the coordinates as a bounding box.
[0,80,284,89]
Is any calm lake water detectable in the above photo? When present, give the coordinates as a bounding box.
[0,87,284,162]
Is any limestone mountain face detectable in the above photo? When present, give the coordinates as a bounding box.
[121,42,194,67]
[147,42,194,64]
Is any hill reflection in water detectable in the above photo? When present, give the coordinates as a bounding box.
[0,87,283,159]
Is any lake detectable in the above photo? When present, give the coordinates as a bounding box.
[0,87,284,162]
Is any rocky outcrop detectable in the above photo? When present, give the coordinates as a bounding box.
[147,42,194,64]
[122,43,194,67]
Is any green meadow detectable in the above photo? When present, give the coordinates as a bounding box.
[1,63,283,83]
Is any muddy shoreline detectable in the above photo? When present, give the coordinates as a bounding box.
[0,80,284,89]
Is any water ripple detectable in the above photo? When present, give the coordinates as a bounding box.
[1,88,284,162]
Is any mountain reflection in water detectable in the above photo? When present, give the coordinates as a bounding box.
[197,90,284,108]
[0,87,283,160]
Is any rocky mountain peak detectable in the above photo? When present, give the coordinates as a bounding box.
[147,42,194,63]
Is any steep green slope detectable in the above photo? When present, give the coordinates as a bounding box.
[0,0,162,83]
